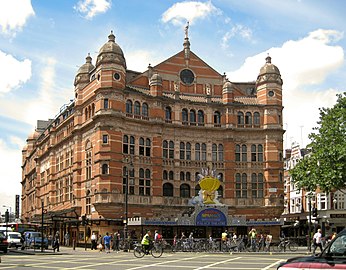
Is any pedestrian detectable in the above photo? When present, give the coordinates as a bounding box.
[53,231,60,252]
[113,231,120,252]
[91,232,97,250]
[64,232,70,246]
[313,229,323,255]
[265,233,272,252]
[97,234,103,252]
[249,228,257,252]
[103,232,112,253]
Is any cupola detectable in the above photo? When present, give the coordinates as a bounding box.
[222,80,235,103]
[149,72,163,96]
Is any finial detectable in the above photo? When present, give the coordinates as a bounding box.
[86,53,92,63]
[184,21,189,39]
[108,30,115,42]
[266,53,271,63]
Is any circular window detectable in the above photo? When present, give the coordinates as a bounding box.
[268,90,275,97]
[114,73,120,81]
[180,69,195,85]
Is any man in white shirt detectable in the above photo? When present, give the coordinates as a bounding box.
[313,229,323,254]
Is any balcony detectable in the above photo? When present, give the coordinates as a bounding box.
[94,192,153,205]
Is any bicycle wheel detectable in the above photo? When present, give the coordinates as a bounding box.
[134,246,145,258]
[272,243,282,252]
[288,241,298,252]
[151,245,163,258]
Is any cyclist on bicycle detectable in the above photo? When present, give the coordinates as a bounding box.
[141,230,152,255]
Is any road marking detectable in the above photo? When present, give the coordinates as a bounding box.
[193,256,242,270]
[261,259,286,270]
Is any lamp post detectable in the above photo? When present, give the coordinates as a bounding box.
[124,158,133,250]
[306,192,313,252]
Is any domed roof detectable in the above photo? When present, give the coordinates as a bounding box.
[27,130,40,140]
[222,80,234,93]
[259,55,280,75]
[96,31,126,68]
[77,54,94,75]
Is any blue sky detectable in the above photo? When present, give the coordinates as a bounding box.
[0,0,345,214]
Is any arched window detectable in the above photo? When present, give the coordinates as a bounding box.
[237,112,244,125]
[190,110,196,125]
[163,170,168,180]
[165,107,172,122]
[201,143,207,161]
[186,172,191,181]
[180,184,190,198]
[218,144,224,161]
[241,144,247,162]
[218,173,223,182]
[163,140,168,158]
[169,141,174,159]
[251,144,257,162]
[145,138,151,157]
[180,171,185,181]
[123,135,129,154]
[214,111,221,126]
[180,142,185,159]
[123,166,135,195]
[169,171,174,180]
[142,103,148,117]
[186,142,191,160]
[134,101,141,115]
[235,144,240,161]
[126,100,132,114]
[182,109,188,124]
[195,143,200,160]
[195,184,201,196]
[139,137,145,156]
[101,164,108,174]
[212,144,217,161]
[258,144,263,161]
[163,183,174,197]
[195,172,200,181]
[254,112,260,126]
[130,136,135,155]
[245,112,252,126]
[197,110,204,125]
[139,169,151,196]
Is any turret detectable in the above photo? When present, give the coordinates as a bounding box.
[149,72,163,96]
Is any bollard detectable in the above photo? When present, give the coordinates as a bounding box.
[73,239,76,250]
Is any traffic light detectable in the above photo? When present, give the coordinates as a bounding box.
[312,207,318,217]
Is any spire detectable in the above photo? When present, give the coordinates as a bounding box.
[183,21,190,60]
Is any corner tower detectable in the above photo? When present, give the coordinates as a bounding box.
[94,31,127,90]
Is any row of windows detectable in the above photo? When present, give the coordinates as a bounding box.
[163,170,224,182]
[123,135,151,156]
[235,144,264,162]
[237,112,260,126]
[126,100,149,117]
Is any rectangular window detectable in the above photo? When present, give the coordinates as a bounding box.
[104,98,109,109]
[102,134,108,144]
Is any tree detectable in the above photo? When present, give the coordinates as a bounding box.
[290,92,346,193]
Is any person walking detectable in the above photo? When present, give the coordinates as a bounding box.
[265,233,272,252]
[64,232,70,247]
[249,228,257,252]
[113,231,120,252]
[313,229,323,255]
[53,231,60,252]
[103,232,112,253]
[97,234,103,252]
[91,232,97,250]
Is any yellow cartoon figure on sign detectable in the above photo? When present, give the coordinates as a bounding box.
[198,168,221,204]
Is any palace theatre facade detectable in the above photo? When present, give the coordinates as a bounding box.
[21,30,284,243]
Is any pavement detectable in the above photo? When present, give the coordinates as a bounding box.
[7,246,313,256]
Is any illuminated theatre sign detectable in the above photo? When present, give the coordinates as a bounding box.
[196,208,227,226]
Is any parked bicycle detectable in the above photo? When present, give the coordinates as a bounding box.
[133,243,163,258]
[273,238,298,252]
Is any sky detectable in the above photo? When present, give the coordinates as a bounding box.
[0,0,345,215]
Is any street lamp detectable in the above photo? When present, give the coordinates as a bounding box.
[124,158,133,250]
[333,195,338,210]
[306,192,314,252]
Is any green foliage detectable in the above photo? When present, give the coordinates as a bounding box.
[290,92,346,193]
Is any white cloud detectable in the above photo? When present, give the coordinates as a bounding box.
[227,29,344,148]
[221,24,253,49]
[0,138,23,200]
[0,50,32,94]
[126,50,164,72]
[0,0,35,35]
[74,0,111,19]
[161,1,221,26]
